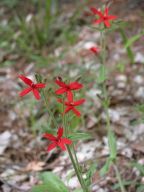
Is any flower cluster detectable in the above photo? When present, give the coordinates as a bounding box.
[55,78,85,117]
[18,75,85,151]
[87,6,117,54]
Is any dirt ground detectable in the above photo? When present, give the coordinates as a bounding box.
[0,0,144,191]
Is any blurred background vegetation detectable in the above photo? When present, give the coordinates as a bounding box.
[0,0,84,68]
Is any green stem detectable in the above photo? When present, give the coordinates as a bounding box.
[72,144,81,171]
[62,97,68,136]
[42,89,58,128]
[113,164,126,192]
[100,30,111,131]
[100,30,126,192]
[67,146,88,192]
[100,30,106,65]
[35,74,58,128]
[62,104,88,191]
[71,144,89,191]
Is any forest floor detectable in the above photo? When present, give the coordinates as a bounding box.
[0,0,144,191]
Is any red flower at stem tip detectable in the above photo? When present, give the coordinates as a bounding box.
[90,46,100,54]
[58,98,85,117]
[18,75,46,100]
[43,127,72,151]
[55,79,83,101]
[90,7,117,28]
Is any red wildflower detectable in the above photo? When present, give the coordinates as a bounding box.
[58,98,85,117]
[90,7,117,28]
[90,46,100,54]
[18,75,46,100]
[55,79,83,101]
[43,127,72,151]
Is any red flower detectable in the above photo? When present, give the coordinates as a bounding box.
[90,7,117,28]
[43,127,72,151]
[18,75,46,100]
[55,79,83,101]
[90,46,100,54]
[58,98,85,117]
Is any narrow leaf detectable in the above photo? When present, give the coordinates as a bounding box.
[125,32,144,48]
[97,65,107,84]
[108,130,117,161]
[100,158,112,176]
[68,132,91,141]
[31,184,49,192]
[31,172,69,192]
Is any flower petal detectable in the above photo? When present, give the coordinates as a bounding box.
[108,15,117,20]
[43,133,56,141]
[33,89,41,100]
[104,7,109,16]
[35,83,46,88]
[58,142,66,151]
[61,138,72,145]
[72,108,81,117]
[93,18,103,25]
[19,87,32,97]
[67,91,73,102]
[73,99,85,106]
[64,106,72,114]
[47,142,57,152]
[104,20,110,28]
[57,127,63,139]
[18,75,33,86]
[90,7,103,17]
[55,87,67,94]
[69,82,83,90]
[55,79,67,88]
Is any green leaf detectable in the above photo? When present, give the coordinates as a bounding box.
[119,28,134,64]
[125,32,144,49]
[135,104,144,114]
[116,62,125,73]
[100,158,112,176]
[137,185,144,192]
[69,115,81,129]
[131,162,144,176]
[31,172,69,192]
[68,132,91,141]
[97,65,107,84]
[73,189,83,192]
[85,163,97,186]
[108,130,117,161]
[113,180,138,190]
[31,184,49,192]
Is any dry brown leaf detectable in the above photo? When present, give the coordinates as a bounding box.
[25,161,45,171]
[131,141,144,153]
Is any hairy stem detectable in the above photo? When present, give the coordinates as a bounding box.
[100,29,126,192]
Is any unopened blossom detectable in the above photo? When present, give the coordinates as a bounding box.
[18,75,46,100]
[90,7,117,28]
[90,46,100,54]
[55,78,83,101]
[58,98,85,117]
[43,127,72,151]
